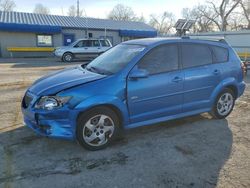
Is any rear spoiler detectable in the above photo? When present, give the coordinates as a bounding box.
[183,36,228,44]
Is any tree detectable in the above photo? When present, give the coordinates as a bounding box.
[182,6,215,33]
[67,5,84,17]
[204,0,241,31]
[0,0,16,11]
[240,0,250,29]
[108,4,137,21]
[136,14,146,23]
[149,12,175,35]
[225,10,245,30]
[33,3,50,15]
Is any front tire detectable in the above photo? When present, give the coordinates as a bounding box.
[76,107,120,150]
[211,88,235,119]
[62,52,74,62]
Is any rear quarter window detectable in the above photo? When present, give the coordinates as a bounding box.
[211,45,229,63]
[100,40,110,47]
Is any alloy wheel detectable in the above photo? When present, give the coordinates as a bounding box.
[217,92,234,116]
[83,114,115,147]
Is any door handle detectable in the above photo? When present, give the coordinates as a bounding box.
[213,69,220,75]
[84,47,88,49]
[172,76,183,83]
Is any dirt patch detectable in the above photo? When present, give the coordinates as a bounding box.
[0,152,129,183]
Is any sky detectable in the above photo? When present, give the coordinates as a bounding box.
[14,0,204,20]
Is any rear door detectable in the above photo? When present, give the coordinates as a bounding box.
[127,44,184,123]
[181,43,222,112]
[87,40,101,56]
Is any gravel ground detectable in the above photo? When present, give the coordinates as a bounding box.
[0,58,249,188]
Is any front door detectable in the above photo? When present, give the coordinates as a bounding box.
[72,40,88,59]
[74,40,100,59]
[127,44,183,123]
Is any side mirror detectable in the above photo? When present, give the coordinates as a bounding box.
[129,69,149,80]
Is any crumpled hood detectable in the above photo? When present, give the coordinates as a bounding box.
[29,66,106,96]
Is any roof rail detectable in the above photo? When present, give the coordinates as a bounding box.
[183,36,228,43]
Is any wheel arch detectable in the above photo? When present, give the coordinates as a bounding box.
[63,51,74,56]
[226,85,238,98]
[210,77,239,105]
[74,95,129,130]
[76,104,124,128]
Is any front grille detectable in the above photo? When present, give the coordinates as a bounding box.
[23,93,33,108]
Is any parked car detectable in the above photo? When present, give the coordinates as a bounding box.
[54,38,112,62]
[22,37,245,150]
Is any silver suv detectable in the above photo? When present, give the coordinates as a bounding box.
[54,38,112,62]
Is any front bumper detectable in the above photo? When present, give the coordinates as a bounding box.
[22,93,75,140]
[53,50,64,58]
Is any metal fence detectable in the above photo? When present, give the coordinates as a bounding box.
[233,46,250,61]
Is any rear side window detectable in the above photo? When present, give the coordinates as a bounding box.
[90,40,100,47]
[181,44,212,68]
[100,40,110,47]
[211,46,229,63]
[138,44,179,75]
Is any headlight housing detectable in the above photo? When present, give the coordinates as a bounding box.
[35,96,72,110]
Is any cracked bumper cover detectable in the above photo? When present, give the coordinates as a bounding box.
[22,106,75,140]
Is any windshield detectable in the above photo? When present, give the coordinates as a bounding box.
[85,44,145,75]
[69,40,80,47]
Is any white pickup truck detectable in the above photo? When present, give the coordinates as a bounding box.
[54,38,112,62]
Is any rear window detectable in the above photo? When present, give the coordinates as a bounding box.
[100,40,110,47]
[211,46,229,63]
[181,44,212,68]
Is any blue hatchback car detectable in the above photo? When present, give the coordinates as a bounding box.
[22,37,245,150]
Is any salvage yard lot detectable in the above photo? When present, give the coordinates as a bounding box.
[0,58,249,188]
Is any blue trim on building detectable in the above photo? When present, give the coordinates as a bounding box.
[0,23,61,33]
[119,29,157,37]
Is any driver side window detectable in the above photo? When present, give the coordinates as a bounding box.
[75,40,84,47]
[138,44,179,75]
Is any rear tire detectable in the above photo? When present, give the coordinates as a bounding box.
[76,107,120,150]
[62,52,74,62]
[210,88,235,119]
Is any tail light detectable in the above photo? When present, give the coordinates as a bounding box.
[241,62,247,77]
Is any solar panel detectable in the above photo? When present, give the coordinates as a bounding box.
[174,19,195,36]
[174,19,187,30]
[183,20,195,30]
[174,19,195,30]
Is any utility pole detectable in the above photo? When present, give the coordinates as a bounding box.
[77,0,80,17]
[248,0,250,14]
